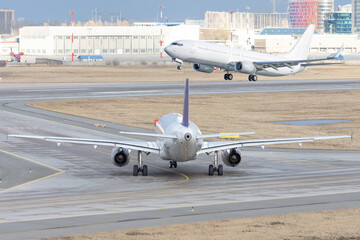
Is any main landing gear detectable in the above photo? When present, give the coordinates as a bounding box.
[248,74,258,82]
[133,151,148,176]
[224,73,233,81]
[177,65,182,70]
[169,160,177,168]
[208,151,223,176]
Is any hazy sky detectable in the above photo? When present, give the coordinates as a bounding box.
[2,0,352,23]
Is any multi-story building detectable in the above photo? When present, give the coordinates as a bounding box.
[0,9,15,35]
[324,12,352,34]
[353,0,360,33]
[205,11,288,31]
[288,0,334,33]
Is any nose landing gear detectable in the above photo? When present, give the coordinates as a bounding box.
[224,73,233,81]
[169,160,178,168]
[248,74,258,82]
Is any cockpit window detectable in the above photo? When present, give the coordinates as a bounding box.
[171,42,183,46]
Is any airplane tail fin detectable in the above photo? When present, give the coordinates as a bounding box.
[182,78,189,128]
[288,24,315,60]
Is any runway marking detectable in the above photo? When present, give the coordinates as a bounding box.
[0,150,65,193]
[0,190,359,224]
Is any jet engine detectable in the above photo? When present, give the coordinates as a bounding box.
[111,147,130,167]
[193,64,214,73]
[234,61,256,74]
[221,148,242,167]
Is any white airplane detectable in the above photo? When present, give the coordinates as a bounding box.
[165,24,343,81]
[9,79,351,176]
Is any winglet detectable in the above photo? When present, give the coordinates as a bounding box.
[182,78,189,127]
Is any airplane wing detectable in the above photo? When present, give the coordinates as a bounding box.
[198,135,351,154]
[8,134,160,154]
[253,46,343,71]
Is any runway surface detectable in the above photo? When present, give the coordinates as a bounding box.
[0,79,359,239]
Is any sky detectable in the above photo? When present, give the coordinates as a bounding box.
[1,0,352,23]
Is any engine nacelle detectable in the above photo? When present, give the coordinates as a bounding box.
[193,64,214,73]
[234,61,256,74]
[111,147,130,167]
[221,148,242,167]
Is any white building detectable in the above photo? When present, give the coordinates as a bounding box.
[19,25,199,56]
[353,0,360,33]
[254,34,360,53]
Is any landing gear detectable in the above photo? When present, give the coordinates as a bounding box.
[208,151,223,176]
[177,65,182,70]
[224,73,233,81]
[169,160,177,168]
[133,151,148,176]
[248,74,258,82]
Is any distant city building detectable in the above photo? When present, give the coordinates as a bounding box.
[324,12,352,34]
[353,0,360,33]
[0,8,15,35]
[19,25,199,56]
[184,19,205,27]
[204,11,288,31]
[337,4,352,12]
[288,0,334,33]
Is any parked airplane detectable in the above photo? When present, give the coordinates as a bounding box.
[9,79,351,176]
[165,24,343,81]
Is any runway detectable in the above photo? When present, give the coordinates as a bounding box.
[0,79,359,239]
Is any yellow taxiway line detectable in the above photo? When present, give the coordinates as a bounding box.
[0,150,65,193]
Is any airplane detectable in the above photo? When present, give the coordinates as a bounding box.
[9,79,351,176]
[164,24,343,81]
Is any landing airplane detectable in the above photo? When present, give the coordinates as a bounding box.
[9,79,351,176]
[165,24,343,81]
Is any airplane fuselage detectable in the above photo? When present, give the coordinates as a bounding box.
[165,40,307,77]
[155,113,203,162]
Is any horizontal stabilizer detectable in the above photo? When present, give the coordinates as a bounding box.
[119,131,177,139]
[197,132,255,139]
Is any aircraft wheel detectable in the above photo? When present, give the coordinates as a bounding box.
[173,161,177,168]
[218,165,223,176]
[228,74,233,81]
[224,74,229,80]
[133,165,139,176]
[142,165,148,176]
[252,75,258,81]
[248,75,253,81]
[177,65,182,70]
[169,161,173,168]
[209,164,214,176]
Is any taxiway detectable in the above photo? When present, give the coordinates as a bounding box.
[0,79,359,239]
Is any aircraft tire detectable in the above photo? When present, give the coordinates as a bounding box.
[228,74,233,81]
[224,74,228,80]
[177,65,182,70]
[142,165,148,176]
[218,165,223,176]
[248,75,253,81]
[252,75,258,81]
[133,165,139,176]
[209,165,214,176]
[173,161,177,168]
[169,161,173,168]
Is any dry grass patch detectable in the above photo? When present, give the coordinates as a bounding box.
[1,64,360,83]
[42,208,360,240]
[28,90,358,150]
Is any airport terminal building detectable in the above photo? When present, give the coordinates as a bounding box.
[19,25,199,56]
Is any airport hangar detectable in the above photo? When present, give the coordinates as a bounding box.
[18,24,199,57]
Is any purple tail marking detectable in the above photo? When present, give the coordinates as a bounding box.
[181,78,189,127]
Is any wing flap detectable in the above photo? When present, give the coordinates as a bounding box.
[198,135,351,154]
[9,134,160,154]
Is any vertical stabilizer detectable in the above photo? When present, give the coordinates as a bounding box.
[182,78,189,127]
[288,24,315,60]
